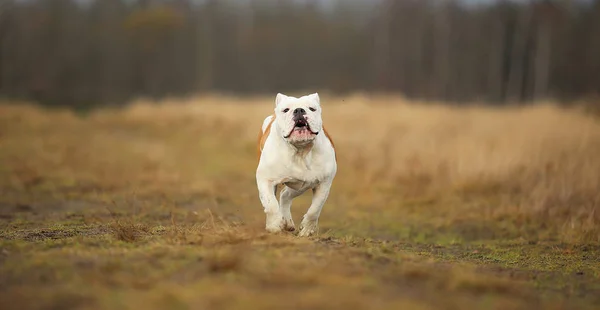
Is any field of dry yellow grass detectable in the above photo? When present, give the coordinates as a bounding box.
[1,94,599,310]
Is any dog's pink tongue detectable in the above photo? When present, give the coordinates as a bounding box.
[292,127,311,139]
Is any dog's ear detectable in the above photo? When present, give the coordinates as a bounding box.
[275,93,288,107]
[309,93,320,105]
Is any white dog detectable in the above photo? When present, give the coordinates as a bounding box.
[256,93,337,237]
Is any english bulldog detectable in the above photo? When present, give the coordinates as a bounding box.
[256,93,337,237]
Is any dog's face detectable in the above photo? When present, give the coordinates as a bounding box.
[273,93,323,147]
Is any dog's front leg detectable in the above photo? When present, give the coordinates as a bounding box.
[299,179,333,237]
[279,186,306,231]
[257,179,284,233]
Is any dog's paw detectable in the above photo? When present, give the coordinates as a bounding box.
[298,218,318,237]
[282,216,296,232]
[265,212,285,233]
[265,224,283,233]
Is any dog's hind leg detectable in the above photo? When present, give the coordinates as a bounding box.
[279,186,306,231]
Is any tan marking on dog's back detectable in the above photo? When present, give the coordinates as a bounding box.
[323,127,337,161]
[257,114,337,161]
[257,114,276,161]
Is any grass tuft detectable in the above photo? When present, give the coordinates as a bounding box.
[109,218,150,242]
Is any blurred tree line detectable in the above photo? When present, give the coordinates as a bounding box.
[0,0,599,107]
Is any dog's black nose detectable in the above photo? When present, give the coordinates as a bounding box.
[293,108,306,115]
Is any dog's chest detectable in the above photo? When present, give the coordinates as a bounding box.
[279,154,329,185]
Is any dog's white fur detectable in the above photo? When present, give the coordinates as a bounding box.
[256,93,337,236]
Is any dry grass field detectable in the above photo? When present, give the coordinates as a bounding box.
[1,94,600,310]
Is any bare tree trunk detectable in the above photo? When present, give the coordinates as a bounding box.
[372,0,392,91]
[0,0,13,95]
[411,7,426,97]
[533,15,551,101]
[487,14,505,103]
[0,4,6,94]
[198,0,216,91]
[433,2,451,100]
[506,9,533,102]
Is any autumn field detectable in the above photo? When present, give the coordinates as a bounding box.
[1,94,599,310]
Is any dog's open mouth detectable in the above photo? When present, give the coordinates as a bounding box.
[284,119,319,138]
[295,119,308,128]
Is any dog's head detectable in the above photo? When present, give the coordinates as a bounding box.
[273,93,323,147]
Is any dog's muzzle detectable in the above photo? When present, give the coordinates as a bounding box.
[284,116,319,138]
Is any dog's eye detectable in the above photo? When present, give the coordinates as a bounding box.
[282,108,289,113]
[309,107,316,112]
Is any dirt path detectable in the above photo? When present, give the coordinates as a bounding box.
[1,197,599,310]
